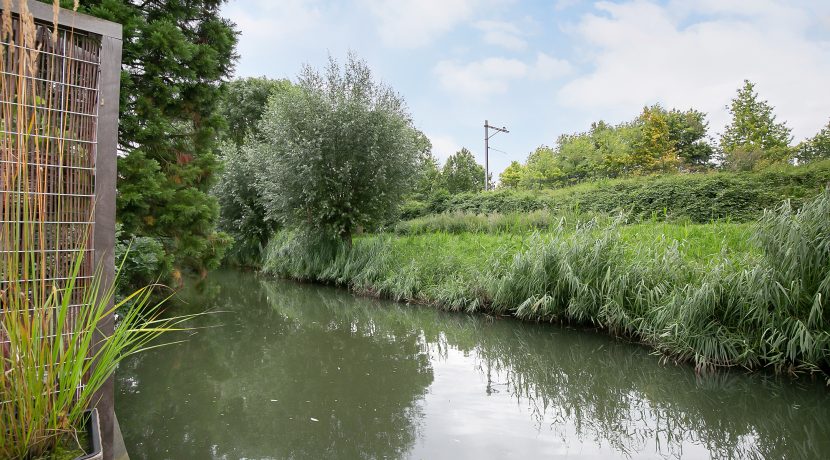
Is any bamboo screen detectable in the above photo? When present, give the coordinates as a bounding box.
[0,5,101,395]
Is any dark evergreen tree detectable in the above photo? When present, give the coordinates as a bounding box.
[63,0,239,277]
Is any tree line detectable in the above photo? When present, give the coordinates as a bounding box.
[496,81,829,191]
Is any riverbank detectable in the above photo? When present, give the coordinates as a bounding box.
[263,191,830,380]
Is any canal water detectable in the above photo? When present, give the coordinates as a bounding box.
[117,270,830,459]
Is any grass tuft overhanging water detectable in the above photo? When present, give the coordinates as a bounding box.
[264,191,830,380]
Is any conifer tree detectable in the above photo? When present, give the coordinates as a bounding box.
[721,80,792,169]
[66,0,239,276]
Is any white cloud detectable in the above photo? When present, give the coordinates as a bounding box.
[532,52,573,80]
[429,134,463,163]
[435,53,572,98]
[434,57,527,97]
[475,20,527,51]
[557,1,830,141]
[361,0,478,48]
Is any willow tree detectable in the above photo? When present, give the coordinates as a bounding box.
[257,55,419,246]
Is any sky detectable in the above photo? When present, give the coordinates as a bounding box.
[222,0,830,178]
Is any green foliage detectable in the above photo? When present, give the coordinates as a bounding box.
[263,191,830,378]
[665,107,714,167]
[630,105,678,174]
[75,0,239,278]
[399,199,429,221]
[522,105,714,188]
[394,210,580,235]
[219,76,292,147]
[410,134,442,201]
[498,161,524,188]
[499,105,714,191]
[115,224,172,295]
[255,54,420,244]
[416,160,830,223]
[721,80,792,169]
[520,146,563,189]
[795,120,830,164]
[441,147,485,194]
[214,142,277,267]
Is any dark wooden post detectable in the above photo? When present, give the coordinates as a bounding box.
[93,29,123,460]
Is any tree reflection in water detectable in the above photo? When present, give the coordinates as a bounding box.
[117,270,830,459]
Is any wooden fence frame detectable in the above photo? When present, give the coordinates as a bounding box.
[2,2,122,458]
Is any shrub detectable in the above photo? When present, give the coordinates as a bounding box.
[115,224,173,296]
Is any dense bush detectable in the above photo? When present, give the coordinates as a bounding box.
[263,190,830,378]
[115,224,172,296]
[419,161,830,222]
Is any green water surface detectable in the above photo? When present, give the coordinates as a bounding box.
[116,270,830,459]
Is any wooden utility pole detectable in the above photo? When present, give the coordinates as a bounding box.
[484,120,509,191]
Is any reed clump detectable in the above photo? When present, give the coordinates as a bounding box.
[264,191,830,379]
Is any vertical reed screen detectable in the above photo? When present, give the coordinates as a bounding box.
[0,8,101,396]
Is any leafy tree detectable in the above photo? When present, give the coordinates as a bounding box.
[214,78,292,265]
[795,120,830,164]
[630,105,678,174]
[441,148,485,194]
[499,161,525,189]
[409,130,442,199]
[413,153,443,200]
[721,80,792,168]
[556,131,603,183]
[592,121,635,177]
[219,77,292,147]
[521,146,563,189]
[256,54,419,246]
[213,142,274,266]
[71,0,239,276]
[665,108,713,167]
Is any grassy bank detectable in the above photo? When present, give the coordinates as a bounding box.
[263,192,830,379]
[405,160,830,222]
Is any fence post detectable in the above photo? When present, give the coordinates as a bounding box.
[93,32,122,460]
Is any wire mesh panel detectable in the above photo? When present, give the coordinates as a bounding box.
[0,4,101,398]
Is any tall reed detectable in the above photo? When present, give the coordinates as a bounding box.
[264,191,830,379]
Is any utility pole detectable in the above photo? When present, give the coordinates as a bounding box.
[484,120,509,191]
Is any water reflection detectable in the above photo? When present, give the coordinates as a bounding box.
[117,270,830,459]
